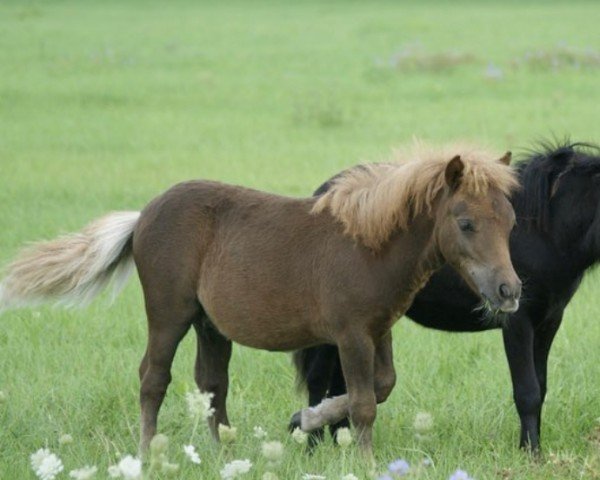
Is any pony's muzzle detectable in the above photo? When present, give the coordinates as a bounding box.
[496,277,521,313]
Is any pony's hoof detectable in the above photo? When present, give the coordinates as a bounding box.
[522,445,542,462]
[288,411,302,432]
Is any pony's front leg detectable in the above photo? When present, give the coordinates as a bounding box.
[338,334,376,454]
[373,332,396,404]
[299,332,394,436]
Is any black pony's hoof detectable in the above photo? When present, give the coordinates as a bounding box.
[307,428,324,451]
[519,442,542,461]
[288,411,302,432]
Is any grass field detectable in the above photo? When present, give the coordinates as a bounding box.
[1,1,600,479]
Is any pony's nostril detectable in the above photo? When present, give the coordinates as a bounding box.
[499,283,511,299]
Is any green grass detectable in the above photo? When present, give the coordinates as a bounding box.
[1,1,600,478]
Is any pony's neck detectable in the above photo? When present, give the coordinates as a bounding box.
[577,215,600,270]
[383,211,445,314]
[545,209,599,275]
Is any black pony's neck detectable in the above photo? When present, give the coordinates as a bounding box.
[513,141,600,273]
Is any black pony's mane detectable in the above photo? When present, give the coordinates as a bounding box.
[514,140,600,232]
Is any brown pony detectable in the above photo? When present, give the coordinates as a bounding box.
[0,144,521,456]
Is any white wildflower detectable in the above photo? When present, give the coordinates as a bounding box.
[413,412,434,433]
[107,465,120,478]
[219,424,237,443]
[59,433,74,445]
[69,465,98,479]
[185,388,215,419]
[292,427,308,445]
[336,428,353,449]
[183,444,201,464]
[302,475,326,480]
[253,426,267,439]
[31,448,50,471]
[261,441,283,463]
[161,462,179,475]
[117,455,142,479]
[220,459,252,479]
[341,475,358,480]
[30,448,64,480]
[149,434,175,474]
[150,433,169,455]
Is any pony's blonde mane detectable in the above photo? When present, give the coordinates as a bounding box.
[312,142,519,250]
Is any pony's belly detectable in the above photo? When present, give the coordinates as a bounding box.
[203,308,323,351]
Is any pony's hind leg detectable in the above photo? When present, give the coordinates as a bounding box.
[139,301,196,453]
[193,319,232,441]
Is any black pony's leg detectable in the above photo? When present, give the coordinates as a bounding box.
[308,346,340,447]
[503,313,542,451]
[328,354,350,439]
[532,312,563,441]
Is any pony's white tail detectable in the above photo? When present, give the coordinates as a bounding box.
[0,211,140,312]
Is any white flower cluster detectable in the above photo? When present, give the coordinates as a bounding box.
[335,427,353,449]
[30,449,64,480]
[253,425,268,439]
[413,411,434,433]
[108,455,142,479]
[59,434,73,445]
[220,458,253,479]
[291,427,308,445]
[183,444,201,464]
[149,434,180,474]
[261,440,284,464]
[69,465,98,479]
[219,423,238,443]
[185,388,215,420]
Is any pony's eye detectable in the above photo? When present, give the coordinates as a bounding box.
[458,219,475,232]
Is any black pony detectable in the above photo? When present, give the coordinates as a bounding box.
[290,141,600,451]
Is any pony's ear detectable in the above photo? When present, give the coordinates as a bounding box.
[445,155,464,191]
[498,151,512,165]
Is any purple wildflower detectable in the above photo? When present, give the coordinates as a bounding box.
[449,469,474,480]
[388,459,410,476]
